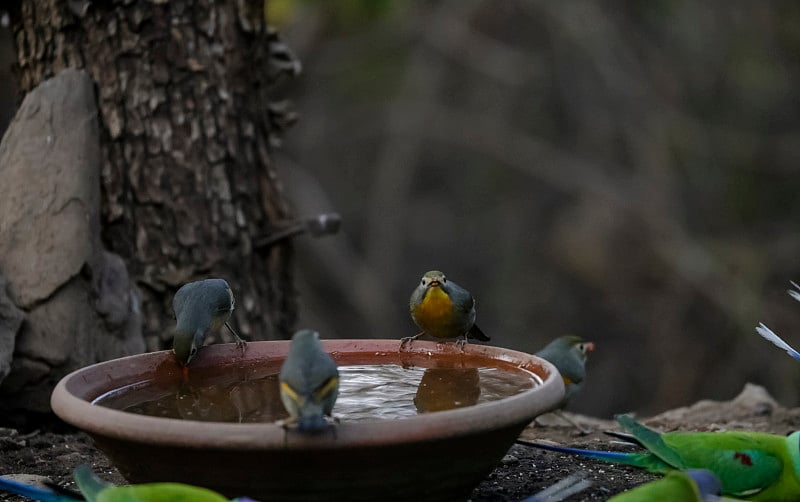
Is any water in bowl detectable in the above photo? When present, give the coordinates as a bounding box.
[94,362,539,423]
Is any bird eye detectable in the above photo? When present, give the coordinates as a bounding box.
[442,276,447,282]
[421,279,427,286]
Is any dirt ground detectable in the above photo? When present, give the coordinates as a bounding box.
[1,383,798,501]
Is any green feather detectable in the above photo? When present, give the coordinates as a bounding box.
[623,417,800,500]
[73,465,111,501]
[72,465,236,502]
[96,483,230,502]
[616,414,686,468]
[609,470,720,501]
[521,416,800,501]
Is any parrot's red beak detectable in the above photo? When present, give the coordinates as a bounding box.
[430,280,440,287]
[585,342,595,352]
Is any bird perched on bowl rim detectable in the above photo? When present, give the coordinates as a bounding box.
[171,278,245,367]
[278,329,340,433]
[535,335,595,433]
[405,270,490,350]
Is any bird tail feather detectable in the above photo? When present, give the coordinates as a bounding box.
[0,477,80,501]
[756,323,800,360]
[789,281,800,303]
[520,473,592,502]
[72,465,110,501]
[603,429,642,446]
[468,324,490,341]
[516,439,645,466]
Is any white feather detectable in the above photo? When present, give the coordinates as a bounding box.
[789,281,800,303]
[522,474,592,502]
[756,323,800,360]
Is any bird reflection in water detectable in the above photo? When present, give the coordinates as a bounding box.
[174,376,287,423]
[413,367,481,413]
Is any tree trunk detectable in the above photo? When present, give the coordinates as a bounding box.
[10,0,300,346]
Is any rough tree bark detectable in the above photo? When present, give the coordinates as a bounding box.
[10,0,301,347]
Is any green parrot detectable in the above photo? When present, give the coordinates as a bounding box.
[171,278,245,366]
[608,469,722,501]
[404,270,490,348]
[517,414,800,501]
[534,335,594,432]
[0,464,257,501]
[279,329,340,432]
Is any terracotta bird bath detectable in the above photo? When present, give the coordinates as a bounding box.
[51,340,564,501]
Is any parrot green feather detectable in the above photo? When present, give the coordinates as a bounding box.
[73,465,111,500]
[95,483,231,502]
[0,465,252,502]
[518,414,800,501]
[609,470,721,501]
[74,464,232,502]
[614,414,686,468]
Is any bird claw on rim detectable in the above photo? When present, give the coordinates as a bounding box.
[399,333,424,351]
[235,338,247,355]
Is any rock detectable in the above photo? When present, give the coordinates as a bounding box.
[521,383,785,443]
[501,454,519,465]
[0,69,145,414]
[0,426,25,449]
[0,474,54,488]
[0,68,100,309]
[0,275,25,383]
[731,382,778,415]
[649,383,780,428]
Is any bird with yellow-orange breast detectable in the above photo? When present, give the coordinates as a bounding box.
[403,270,490,349]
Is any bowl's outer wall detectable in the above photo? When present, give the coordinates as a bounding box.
[93,423,526,501]
[52,340,565,501]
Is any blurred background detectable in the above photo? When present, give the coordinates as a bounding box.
[2,0,800,417]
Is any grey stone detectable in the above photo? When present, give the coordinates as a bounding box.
[15,280,93,367]
[0,68,101,309]
[94,251,138,329]
[0,69,145,413]
[0,474,54,488]
[0,275,25,383]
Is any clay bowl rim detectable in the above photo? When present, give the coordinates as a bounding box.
[51,339,565,450]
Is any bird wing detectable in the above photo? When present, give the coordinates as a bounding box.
[661,432,786,498]
[616,415,686,468]
[0,477,80,502]
[172,281,197,320]
[446,280,474,315]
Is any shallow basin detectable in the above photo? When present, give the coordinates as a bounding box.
[51,340,564,501]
